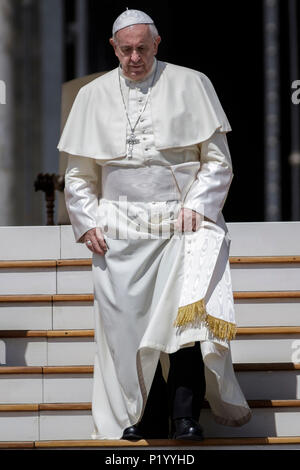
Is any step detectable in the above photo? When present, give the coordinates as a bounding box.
[1,327,300,366]
[0,330,95,366]
[0,227,61,261]
[1,436,300,450]
[226,221,300,256]
[1,223,300,261]
[1,256,300,295]
[231,331,300,363]
[234,297,300,327]
[230,263,300,291]
[0,264,92,296]
[0,364,300,403]
[0,295,95,331]
[0,292,300,331]
[1,292,300,329]
[0,366,93,404]
[1,401,300,441]
[50,222,300,260]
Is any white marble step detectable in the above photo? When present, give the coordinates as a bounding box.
[231,335,300,363]
[0,226,61,261]
[201,407,300,438]
[1,333,300,366]
[231,263,300,291]
[62,222,300,259]
[63,222,300,259]
[0,268,56,295]
[0,223,299,262]
[1,262,299,295]
[227,222,300,257]
[1,299,299,330]
[0,301,95,331]
[0,369,300,404]
[0,373,93,404]
[0,336,96,366]
[1,406,300,441]
[236,369,300,400]
[234,299,300,327]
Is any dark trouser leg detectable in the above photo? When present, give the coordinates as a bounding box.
[138,360,169,438]
[138,343,205,438]
[167,342,206,421]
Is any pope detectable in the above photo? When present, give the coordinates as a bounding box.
[58,9,251,441]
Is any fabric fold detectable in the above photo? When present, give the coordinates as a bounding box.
[91,198,251,439]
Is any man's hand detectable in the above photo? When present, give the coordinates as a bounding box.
[81,227,108,255]
[175,208,203,232]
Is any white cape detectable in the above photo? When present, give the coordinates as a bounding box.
[57,61,231,160]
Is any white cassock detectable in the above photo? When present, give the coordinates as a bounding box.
[58,59,252,439]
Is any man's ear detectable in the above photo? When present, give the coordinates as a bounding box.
[154,36,161,55]
[109,37,117,52]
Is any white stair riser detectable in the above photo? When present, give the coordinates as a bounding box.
[2,369,300,403]
[0,223,299,261]
[236,370,300,399]
[63,223,300,259]
[44,374,93,403]
[0,226,60,261]
[0,370,299,404]
[0,338,47,366]
[61,226,92,260]
[0,412,39,441]
[57,265,300,294]
[47,338,96,366]
[201,408,300,438]
[0,374,93,404]
[57,267,93,294]
[1,301,299,331]
[0,375,43,404]
[39,411,94,440]
[2,264,299,295]
[0,269,56,295]
[0,338,95,366]
[235,300,300,327]
[231,336,300,363]
[1,408,300,441]
[231,264,300,291]
[0,303,95,331]
[227,222,300,256]
[1,336,300,366]
[53,302,94,329]
[0,303,52,330]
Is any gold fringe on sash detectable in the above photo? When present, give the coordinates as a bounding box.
[173,298,237,341]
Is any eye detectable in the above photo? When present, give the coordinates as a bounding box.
[121,47,132,54]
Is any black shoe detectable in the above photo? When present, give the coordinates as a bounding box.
[121,425,144,441]
[171,418,204,441]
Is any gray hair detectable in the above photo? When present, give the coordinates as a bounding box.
[113,23,159,43]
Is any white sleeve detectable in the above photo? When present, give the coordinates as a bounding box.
[183,132,233,222]
[64,155,100,243]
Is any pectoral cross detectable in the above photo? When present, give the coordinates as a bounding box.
[127,133,140,159]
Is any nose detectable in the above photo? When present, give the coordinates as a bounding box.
[130,50,141,63]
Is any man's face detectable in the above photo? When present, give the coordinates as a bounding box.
[110,24,161,81]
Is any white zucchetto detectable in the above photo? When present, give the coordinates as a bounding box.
[112,9,154,35]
